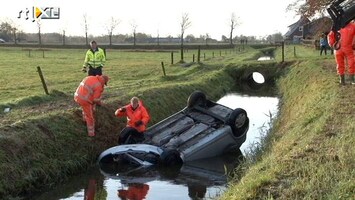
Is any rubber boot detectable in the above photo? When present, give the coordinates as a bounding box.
[339,75,345,85]
[350,75,355,85]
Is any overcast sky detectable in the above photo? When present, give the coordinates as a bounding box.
[1,0,300,39]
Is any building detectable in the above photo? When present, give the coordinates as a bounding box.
[303,17,332,39]
[284,16,310,44]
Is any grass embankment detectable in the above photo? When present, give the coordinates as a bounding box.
[0,45,270,198]
[222,47,355,199]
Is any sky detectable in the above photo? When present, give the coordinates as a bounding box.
[1,0,300,40]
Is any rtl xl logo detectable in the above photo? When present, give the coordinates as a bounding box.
[18,7,60,22]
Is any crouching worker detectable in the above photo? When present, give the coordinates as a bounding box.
[74,75,109,137]
[115,97,150,144]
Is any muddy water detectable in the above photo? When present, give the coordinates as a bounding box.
[33,93,279,200]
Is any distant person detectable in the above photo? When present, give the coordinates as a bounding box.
[82,40,106,76]
[115,97,150,144]
[328,22,355,85]
[319,33,328,55]
[74,75,109,136]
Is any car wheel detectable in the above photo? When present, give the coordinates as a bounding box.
[228,108,249,137]
[159,149,183,167]
[187,91,207,108]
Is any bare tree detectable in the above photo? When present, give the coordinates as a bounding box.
[37,20,42,45]
[229,13,239,45]
[83,14,89,45]
[105,17,120,46]
[180,13,192,62]
[12,27,17,44]
[62,30,65,45]
[130,21,138,46]
[288,0,332,18]
[157,29,160,46]
[0,19,20,44]
[205,33,210,46]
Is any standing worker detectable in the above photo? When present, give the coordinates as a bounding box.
[319,33,328,56]
[82,40,106,76]
[74,75,109,136]
[115,97,150,144]
[328,22,355,85]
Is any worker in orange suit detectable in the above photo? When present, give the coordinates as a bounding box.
[115,97,150,144]
[74,75,109,136]
[118,183,149,200]
[328,22,355,85]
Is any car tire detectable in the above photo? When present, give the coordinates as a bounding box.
[159,149,183,167]
[187,91,207,108]
[228,108,249,137]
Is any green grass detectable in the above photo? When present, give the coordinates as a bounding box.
[1,44,353,199]
[221,48,355,199]
[0,47,250,104]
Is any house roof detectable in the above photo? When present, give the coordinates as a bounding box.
[303,17,332,38]
[284,16,310,37]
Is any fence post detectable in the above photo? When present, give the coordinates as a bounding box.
[103,48,107,59]
[193,54,195,62]
[28,49,31,57]
[204,53,206,60]
[161,62,166,76]
[42,50,45,58]
[220,50,222,56]
[171,52,174,64]
[294,46,296,57]
[213,52,214,58]
[37,66,49,95]
[197,46,201,63]
[282,41,285,63]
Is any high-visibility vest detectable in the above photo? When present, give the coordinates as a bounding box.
[74,76,105,104]
[83,48,106,68]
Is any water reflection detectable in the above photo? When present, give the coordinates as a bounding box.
[217,93,279,154]
[32,93,278,200]
[257,56,273,61]
[33,152,242,200]
[99,152,242,200]
[118,183,149,200]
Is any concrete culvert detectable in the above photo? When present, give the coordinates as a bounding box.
[246,72,266,90]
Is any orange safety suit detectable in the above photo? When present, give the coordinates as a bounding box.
[74,75,106,136]
[115,101,150,133]
[118,183,149,200]
[328,22,355,75]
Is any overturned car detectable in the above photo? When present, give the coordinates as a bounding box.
[98,91,249,166]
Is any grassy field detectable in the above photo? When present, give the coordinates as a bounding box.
[1,44,354,199]
[0,45,266,198]
[222,46,355,199]
[0,47,247,104]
